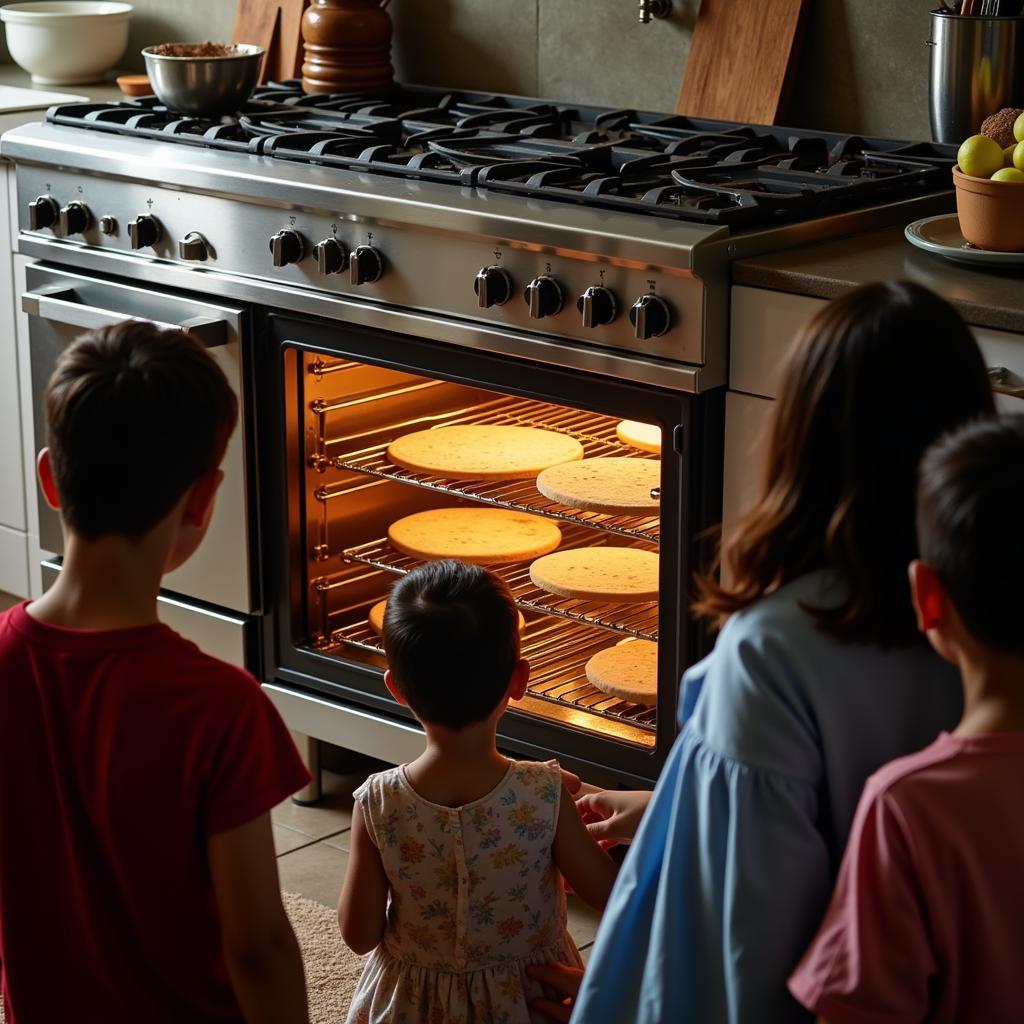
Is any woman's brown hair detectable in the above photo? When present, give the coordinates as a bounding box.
[694,281,995,648]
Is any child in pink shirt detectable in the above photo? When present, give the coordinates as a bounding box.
[789,414,1024,1023]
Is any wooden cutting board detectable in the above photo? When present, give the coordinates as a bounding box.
[676,0,810,124]
[232,0,309,83]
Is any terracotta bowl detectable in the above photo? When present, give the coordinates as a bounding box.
[953,165,1024,252]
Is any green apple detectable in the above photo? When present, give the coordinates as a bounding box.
[958,134,1004,178]
[991,166,1024,182]
[1005,144,1018,166]
[1015,111,1024,142]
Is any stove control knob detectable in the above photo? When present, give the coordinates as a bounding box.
[128,214,163,250]
[314,237,349,276]
[178,231,209,262]
[269,229,305,267]
[524,275,564,319]
[99,216,118,236]
[350,244,385,285]
[58,201,92,236]
[629,293,672,340]
[28,195,59,231]
[474,265,512,308]
[577,285,618,328]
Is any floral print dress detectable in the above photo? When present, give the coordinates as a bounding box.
[345,758,583,1024]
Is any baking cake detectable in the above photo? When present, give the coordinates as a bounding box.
[615,419,661,454]
[528,546,659,602]
[387,425,584,481]
[387,507,563,564]
[535,457,660,515]
[586,640,658,702]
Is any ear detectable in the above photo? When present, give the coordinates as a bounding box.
[383,670,408,707]
[909,559,946,633]
[507,658,530,702]
[36,448,61,510]
[181,468,223,528]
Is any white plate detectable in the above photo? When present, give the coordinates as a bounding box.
[905,213,1024,267]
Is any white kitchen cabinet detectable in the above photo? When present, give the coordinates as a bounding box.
[0,162,29,597]
[725,286,1024,546]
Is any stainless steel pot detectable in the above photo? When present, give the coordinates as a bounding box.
[928,12,1024,143]
[142,43,263,116]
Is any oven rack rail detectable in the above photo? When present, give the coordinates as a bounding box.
[318,394,661,544]
[316,529,660,640]
[321,615,657,734]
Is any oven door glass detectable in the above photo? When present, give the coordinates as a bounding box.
[262,314,721,787]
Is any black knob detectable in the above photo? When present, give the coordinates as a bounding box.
[314,237,349,276]
[577,285,618,328]
[58,201,91,236]
[178,231,209,262]
[99,216,117,236]
[629,294,672,340]
[474,265,512,308]
[28,195,59,231]
[524,275,564,319]
[269,229,304,267]
[350,244,385,285]
[128,214,162,250]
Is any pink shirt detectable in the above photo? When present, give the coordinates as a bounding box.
[789,731,1024,1023]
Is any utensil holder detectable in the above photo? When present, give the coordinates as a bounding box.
[928,11,1024,143]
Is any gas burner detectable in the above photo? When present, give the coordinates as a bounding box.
[42,81,958,231]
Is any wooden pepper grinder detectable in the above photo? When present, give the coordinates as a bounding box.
[301,0,394,94]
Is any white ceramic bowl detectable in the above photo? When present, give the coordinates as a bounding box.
[1,1,133,85]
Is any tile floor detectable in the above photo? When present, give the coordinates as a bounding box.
[272,768,604,960]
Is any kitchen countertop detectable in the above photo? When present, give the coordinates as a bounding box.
[734,223,1024,335]
[0,64,124,138]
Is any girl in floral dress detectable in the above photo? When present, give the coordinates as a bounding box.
[338,560,617,1024]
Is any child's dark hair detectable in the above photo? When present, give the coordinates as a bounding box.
[383,560,521,730]
[917,414,1024,654]
[45,320,237,540]
[694,280,995,648]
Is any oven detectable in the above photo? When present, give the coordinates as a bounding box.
[21,263,259,665]
[261,312,722,789]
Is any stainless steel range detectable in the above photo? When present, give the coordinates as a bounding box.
[1,84,956,788]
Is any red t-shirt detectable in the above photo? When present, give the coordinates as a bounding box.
[789,731,1024,1023]
[0,602,311,1023]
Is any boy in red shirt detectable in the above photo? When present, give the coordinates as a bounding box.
[789,414,1024,1023]
[0,322,311,1023]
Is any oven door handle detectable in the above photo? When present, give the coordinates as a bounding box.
[21,287,229,348]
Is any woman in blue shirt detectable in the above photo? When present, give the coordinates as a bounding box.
[543,282,995,1024]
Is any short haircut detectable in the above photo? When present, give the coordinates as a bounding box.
[383,560,521,730]
[45,320,237,540]
[917,414,1024,653]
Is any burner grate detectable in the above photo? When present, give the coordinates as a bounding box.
[322,614,658,734]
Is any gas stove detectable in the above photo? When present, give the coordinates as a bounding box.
[2,83,956,393]
[45,81,955,230]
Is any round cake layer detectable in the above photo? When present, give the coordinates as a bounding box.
[586,639,658,703]
[615,419,661,454]
[536,457,660,515]
[528,546,659,602]
[387,425,584,481]
[387,508,563,564]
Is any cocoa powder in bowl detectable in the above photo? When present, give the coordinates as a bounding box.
[148,42,245,58]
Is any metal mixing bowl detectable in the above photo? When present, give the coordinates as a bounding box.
[142,43,264,116]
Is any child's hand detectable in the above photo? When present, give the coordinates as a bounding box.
[526,962,584,1022]
[575,789,651,848]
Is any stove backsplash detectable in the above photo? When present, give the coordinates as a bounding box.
[46,0,931,140]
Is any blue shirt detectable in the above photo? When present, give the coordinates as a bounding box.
[572,571,961,1024]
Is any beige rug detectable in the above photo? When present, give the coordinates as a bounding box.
[0,892,364,1023]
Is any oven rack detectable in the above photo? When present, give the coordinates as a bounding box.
[320,394,661,543]
[318,529,660,640]
[322,614,657,734]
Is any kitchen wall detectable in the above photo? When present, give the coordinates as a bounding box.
[0,0,934,139]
